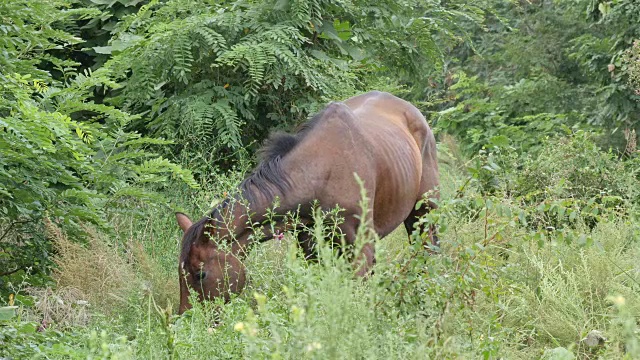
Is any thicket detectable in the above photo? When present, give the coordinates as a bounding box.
[0,0,196,294]
[435,0,640,154]
[1,0,640,358]
[99,0,485,173]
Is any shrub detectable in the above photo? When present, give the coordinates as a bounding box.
[100,0,483,171]
[0,0,197,296]
[460,131,639,232]
[513,132,636,204]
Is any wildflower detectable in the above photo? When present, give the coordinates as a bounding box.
[611,295,626,306]
[291,305,305,322]
[305,342,322,352]
[234,322,245,332]
[254,292,267,311]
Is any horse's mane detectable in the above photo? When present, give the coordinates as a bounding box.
[239,106,328,204]
[179,216,208,265]
[180,107,331,262]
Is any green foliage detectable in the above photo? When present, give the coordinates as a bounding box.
[77,0,146,68]
[437,0,640,154]
[0,319,133,359]
[0,0,96,82]
[96,0,484,171]
[6,159,640,359]
[575,0,640,127]
[512,132,637,205]
[624,40,640,95]
[4,0,640,358]
[436,71,584,154]
[0,0,195,292]
[459,131,639,236]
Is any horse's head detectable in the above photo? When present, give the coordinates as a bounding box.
[175,213,247,314]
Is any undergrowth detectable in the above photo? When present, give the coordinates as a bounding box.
[1,133,639,359]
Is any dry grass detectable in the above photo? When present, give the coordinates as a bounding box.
[127,240,178,309]
[44,218,137,314]
[39,217,178,326]
[28,287,91,328]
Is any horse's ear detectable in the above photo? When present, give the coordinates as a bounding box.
[175,212,193,233]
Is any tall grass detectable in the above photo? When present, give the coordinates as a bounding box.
[2,138,639,359]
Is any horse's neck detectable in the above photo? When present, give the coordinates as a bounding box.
[224,190,274,233]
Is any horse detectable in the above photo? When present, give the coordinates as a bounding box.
[175,91,440,314]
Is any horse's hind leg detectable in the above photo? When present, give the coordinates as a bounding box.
[404,108,440,249]
[404,202,439,250]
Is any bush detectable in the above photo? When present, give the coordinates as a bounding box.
[461,132,639,232]
[513,131,638,205]
[100,0,483,170]
[0,0,198,297]
[436,71,586,155]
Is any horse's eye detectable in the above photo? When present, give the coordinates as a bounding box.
[195,271,207,280]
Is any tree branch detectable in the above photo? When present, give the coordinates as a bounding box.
[0,266,25,277]
[0,219,31,242]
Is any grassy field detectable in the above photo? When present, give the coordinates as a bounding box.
[2,140,640,360]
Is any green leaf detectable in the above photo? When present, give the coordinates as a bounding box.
[488,135,509,148]
[92,46,113,54]
[0,306,18,321]
[598,3,611,16]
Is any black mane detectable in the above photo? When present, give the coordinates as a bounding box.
[239,107,327,203]
[180,106,332,261]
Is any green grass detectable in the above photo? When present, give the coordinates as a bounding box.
[2,151,640,359]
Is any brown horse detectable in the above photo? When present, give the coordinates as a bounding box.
[175,91,439,313]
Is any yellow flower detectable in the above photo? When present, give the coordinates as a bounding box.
[611,295,626,306]
[234,322,245,332]
[305,342,322,352]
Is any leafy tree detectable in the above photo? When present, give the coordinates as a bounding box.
[564,0,640,132]
[0,0,195,288]
[436,0,640,154]
[76,0,148,69]
[96,0,484,174]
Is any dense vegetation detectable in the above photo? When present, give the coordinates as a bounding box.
[1,0,639,358]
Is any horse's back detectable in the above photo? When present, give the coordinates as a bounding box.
[282,91,438,237]
[343,91,438,236]
[344,91,433,153]
[344,91,437,185]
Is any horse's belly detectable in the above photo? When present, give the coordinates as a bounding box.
[371,142,422,237]
[373,200,415,237]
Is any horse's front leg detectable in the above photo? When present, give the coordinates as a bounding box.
[353,242,375,277]
[296,229,317,261]
[340,216,375,277]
